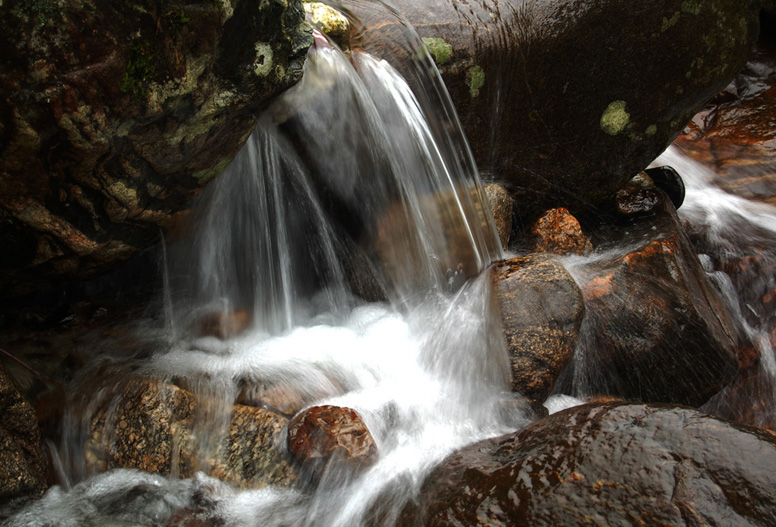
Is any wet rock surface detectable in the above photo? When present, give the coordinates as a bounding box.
[560,195,739,407]
[483,182,513,250]
[529,207,592,256]
[0,363,47,505]
[85,378,296,489]
[286,405,378,484]
[0,0,312,297]
[676,37,776,205]
[398,402,776,527]
[492,254,585,404]
[351,0,760,220]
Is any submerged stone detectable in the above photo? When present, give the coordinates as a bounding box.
[286,405,378,485]
[399,403,776,526]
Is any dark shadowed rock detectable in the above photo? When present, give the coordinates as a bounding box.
[530,208,592,256]
[0,363,47,505]
[0,0,312,297]
[286,405,378,484]
[560,194,739,406]
[85,378,296,488]
[491,254,585,404]
[615,172,664,216]
[398,403,776,527]
[348,0,760,220]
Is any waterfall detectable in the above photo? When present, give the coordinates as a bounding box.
[3,12,517,527]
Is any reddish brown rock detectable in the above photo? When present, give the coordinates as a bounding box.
[286,405,378,483]
[196,309,252,340]
[492,254,585,404]
[676,38,776,206]
[561,195,739,407]
[530,208,592,256]
[398,403,776,527]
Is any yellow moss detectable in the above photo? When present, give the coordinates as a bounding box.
[600,101,630,136]
[422,37,453,65]
[466,66,485,98]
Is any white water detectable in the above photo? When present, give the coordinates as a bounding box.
[653,145,776,425]
[3,19,519,527]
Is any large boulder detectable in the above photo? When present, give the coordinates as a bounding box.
[0,363,47,506]
[558,191,739,406]
[0,0,312,297]
[398,403,776,526]
[84,378,296,489]
[348,0,760,220]
[491,254,585,405]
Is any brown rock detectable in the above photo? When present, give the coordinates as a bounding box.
[196,309,252,340]
[615,172,663,216]
[0,0,312,297]
[676,37,776,206]
[398,403,776,527]
[287,405,378,483]
[561,195,739,406]
[530,208,592,256]
[491,254,585,404]
[85,378,296,488]
[0,363,47,505]
[483,183,513,250]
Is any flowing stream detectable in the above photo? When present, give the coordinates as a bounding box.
[4,3,776,526]
[4,8,519,526]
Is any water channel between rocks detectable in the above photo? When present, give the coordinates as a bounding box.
[4,3,776,526]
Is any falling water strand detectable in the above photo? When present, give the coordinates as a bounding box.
[4,24,514,527]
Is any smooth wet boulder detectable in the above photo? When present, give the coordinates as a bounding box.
[491,254,585,404]
[398,402,776,526]
[0,0,312,297]
[0,363,47,505]
[286,405,378,484]
[85,378,296,488]
[349,0,760,219]
[560,192,739,406]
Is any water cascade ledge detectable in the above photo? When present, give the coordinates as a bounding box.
[2,1,776,525]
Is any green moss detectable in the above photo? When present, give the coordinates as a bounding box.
[600,101,630,136]
[164,7,191,31]
[645,124,657,136]
[661,12,680,32]
[681,0,701,15]
[120,40,156,101]
[466,66,485,98]
[422,38,453,65]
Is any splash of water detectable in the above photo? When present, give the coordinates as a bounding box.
[4,10,516,526]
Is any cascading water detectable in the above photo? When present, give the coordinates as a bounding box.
[3,8,519,526]
[654,145,776,427]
